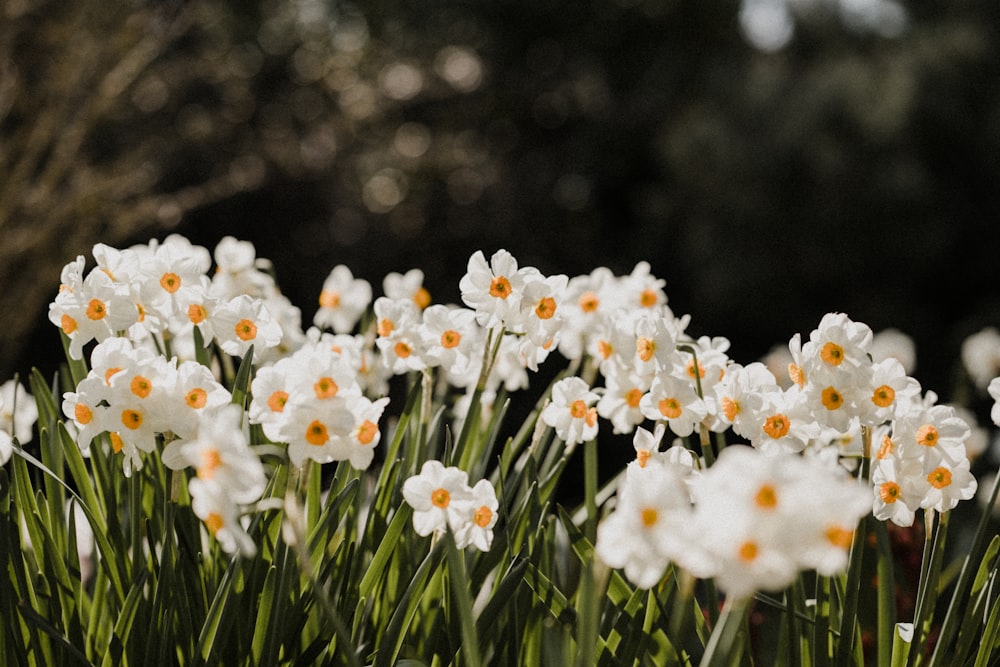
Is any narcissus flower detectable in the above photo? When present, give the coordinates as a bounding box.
[458,249,530,329]
[402,461,499,552]
[596,461,695,588]
[639,371,708,438]
[0,380,37,445]
[314,265,373,333]
[454,479,499,552]
[212,294,284,357]
[402,460,474,537]
[541,376,600,446]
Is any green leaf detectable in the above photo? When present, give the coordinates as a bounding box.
[445,532,481,667]
[230,345,255,409]
[975,594,1000,667]
[358,503,412,602]
[372,537,446,667]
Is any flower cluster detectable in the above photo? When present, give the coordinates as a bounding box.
[62,337,232,475]
[402,460,499,551]
[162,404,267,556]
[247,334,389,470]
[48,236,294,364]
[596,430,871,597]
[0,380,36,465]
[35,237,992,574]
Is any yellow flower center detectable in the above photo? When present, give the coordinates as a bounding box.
[871,384,895,407]
[130,375,152,398]
[579,291,599,313]
[110,432,124,453]
[160,272,181,294]
[721,397,739,422]
[763,414,790,439]
[121,409,143,430]
[877,435,894,460]
[489,275,512,299]
[535,296,557,320]
[754,484,778,509]
[314,377,339,399]
[319,289,341,309]
[205,512,224,536]
[927,467,952,489]
[268,390,289,412]
[788,363,806,387]
[235,319,257,341]
[198,449,222,479]
[658,397,682,419]
[916,424,938,447]
[356,420,378,445]
[105,367,122,386]
[825,525,853,549]
[377,318,395,337]
[639,289,658,308]
[185,388,208,409]
[821,386,844,411]
[86,298,107,320]
[625,388,644,408]
[188,303,207,324]
[820,341,845,366]
[394,341,413,358]
[474,505,493,528]
[414,287,431,309]
[305,420,329,446]
[636,449,651,468]
[431,488,450,508]
[570,399,588,419]
[441,330,461,349]
[597,340,612,360]
[61,314,78,334]
[75,403,93,425]
[640,507,658,527]
[686,359,706,380]
[636,337,655,362]
[879,481,901,503]
[738,541,759,562]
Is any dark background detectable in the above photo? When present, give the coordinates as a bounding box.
[3,0,1000,408]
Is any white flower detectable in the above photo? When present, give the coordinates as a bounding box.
[596,461,694,588]
[0,380,37,445]
[961,327,1000,391]
[638,371,707,438]
[541,377,600,446]
[402,460,473,537]
[212,295,284,358]
[161,404,266,506]
[383,268,430,309]
[314,265,373,333]
[454,479,499,552]
[458,250,530,329]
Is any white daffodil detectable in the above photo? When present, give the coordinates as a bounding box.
[314,265,373,334]
[541,376,600,446]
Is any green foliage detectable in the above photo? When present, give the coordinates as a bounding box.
[2,339,1000,667]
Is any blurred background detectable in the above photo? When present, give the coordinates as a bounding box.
[3,0,1000,407]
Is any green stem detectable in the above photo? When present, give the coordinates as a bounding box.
[875,520,896,667]
[907,510,949,666]
[584,437,598,544]
[700,596,750,667]
[834,427,872,667]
